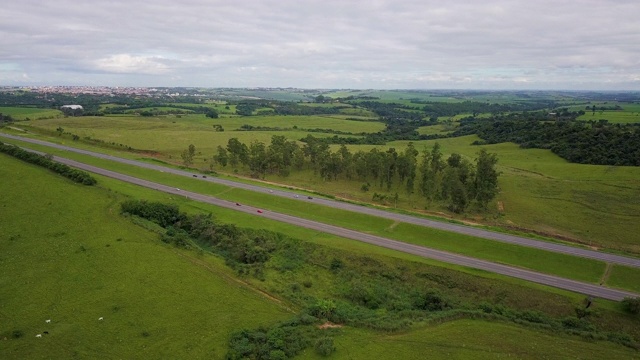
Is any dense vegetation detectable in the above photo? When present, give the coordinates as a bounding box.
[0,141,97,185]
[455,117,640,166]
[120,199,640,358]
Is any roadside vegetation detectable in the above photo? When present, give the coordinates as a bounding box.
[0,141,96,185]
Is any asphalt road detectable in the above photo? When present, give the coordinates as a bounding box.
[2,133,639,269]
[2,134,639,301]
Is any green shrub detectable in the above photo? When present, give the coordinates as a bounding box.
[315,336,335,357]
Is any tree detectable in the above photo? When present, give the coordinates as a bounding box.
[212,145,228,168]
[181,144,196,166]
[622,297,640,315]
[474,149,500,208]
[248,140,268,178]
[205,109,219,118]
[226,138,249,168]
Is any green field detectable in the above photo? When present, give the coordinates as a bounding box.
[0,154,291,359]
[578,111,640,124]
[0,106,62,120]
[3,151,640,358]
[313,320,639,360]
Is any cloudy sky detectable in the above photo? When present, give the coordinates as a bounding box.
[2,0,639,90]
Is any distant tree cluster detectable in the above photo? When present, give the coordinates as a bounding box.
[233,100,342,116]
[454,117,640,166]
[0,142,97,185]
[211,136,500,212]
[0,113,14,124]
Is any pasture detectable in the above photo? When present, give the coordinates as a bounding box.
[0,106,62,120]
[0,155,291,359]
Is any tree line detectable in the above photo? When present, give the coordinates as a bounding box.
[454,117,640,166]
[209,136,500,212]
[0,142,97,185]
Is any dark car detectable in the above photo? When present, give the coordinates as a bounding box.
[307,196,313,199]
[192,174,197,177]
[235,203,241,206]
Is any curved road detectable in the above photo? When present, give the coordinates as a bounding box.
[2,138,639,301]
[2,133,639,268]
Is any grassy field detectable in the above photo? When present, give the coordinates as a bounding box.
[577,111,640,124]
[0,106,62,120]
[310,319,639,360]
[3,152,639,358]
[0,154,292,359]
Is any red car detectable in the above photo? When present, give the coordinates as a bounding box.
[257,210,263,213]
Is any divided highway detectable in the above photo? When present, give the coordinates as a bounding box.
[2,133,639,301]
[3,133,640,268]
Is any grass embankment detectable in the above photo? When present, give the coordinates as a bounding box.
[0,134,627,288]
[0,155,291,359]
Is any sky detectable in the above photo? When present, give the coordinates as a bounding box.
[1,0,639,90]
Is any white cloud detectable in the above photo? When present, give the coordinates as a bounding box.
[94,54,170,74]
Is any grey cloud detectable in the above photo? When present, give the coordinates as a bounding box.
[0,0,638,89]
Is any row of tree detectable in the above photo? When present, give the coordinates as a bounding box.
[209,136,499,212]
[0,142,97,185]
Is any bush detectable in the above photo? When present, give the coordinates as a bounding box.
[315,337,335,356]
[621,297,640,315]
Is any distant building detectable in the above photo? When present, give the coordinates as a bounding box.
[60,105,83,110]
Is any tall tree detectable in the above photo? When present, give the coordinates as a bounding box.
[226,138,249,168]
[212,145,228,168]
[181,144,196,166]
[474,149,500,208]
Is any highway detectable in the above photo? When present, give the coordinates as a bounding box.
[2,134,639,301]
[2,132,639,268]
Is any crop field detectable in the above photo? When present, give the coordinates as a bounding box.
[0,155,291,359]
[0,106,62,120]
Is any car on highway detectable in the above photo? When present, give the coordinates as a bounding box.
[257,210,263,213]
[192,174,197,177]
[307,196,313,199]
[235,203,241,206]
